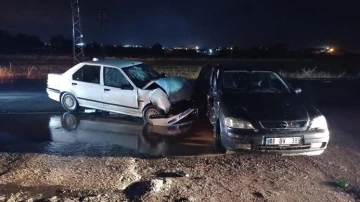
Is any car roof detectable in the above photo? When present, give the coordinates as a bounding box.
[211,63,273,72]
[82,59,143,68]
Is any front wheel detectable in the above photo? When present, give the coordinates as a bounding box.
[142,105,162,125]
[214,120,227,154]
[61,92,79,112]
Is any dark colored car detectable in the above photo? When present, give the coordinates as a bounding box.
[193,64,329,156]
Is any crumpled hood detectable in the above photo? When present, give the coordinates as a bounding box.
[154,76,193,103]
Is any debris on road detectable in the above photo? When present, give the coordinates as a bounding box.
[156,170,189,178]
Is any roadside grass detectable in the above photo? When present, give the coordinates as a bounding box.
[0,64,356,80]
[0,65,70,80]
[0,57,359,80]
[279,67,351,79]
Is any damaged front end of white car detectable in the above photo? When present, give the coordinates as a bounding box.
[139,76,197,126]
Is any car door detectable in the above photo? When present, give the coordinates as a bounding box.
[102,66,139,116]
[71,64,104,110]
[208,68,219,124]
[193,65,214,109]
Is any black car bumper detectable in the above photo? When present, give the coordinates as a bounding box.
[221,127,329,156]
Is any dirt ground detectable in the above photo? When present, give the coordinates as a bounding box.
[0,107,359,202]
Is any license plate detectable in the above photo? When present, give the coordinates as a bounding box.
[265,137,301,145]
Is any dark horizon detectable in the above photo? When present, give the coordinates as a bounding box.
[2,0,360,49]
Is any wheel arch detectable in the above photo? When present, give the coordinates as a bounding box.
[60,91,78,102]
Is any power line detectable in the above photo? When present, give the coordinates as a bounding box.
[71,0,84,64]
[98,0,107,59]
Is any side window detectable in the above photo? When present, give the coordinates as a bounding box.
[269,73,288,91]
[72,65,101,84]
[104,67,132,89]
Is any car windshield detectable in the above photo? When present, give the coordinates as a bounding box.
[122,64,161,88]
[222,71,291,93]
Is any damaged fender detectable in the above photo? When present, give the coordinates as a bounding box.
[148,88,171,113]
[144,77,195,126]
[148,88,194,126]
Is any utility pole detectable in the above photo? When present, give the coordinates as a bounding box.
[71,0,84,64]
[98,0,107,59]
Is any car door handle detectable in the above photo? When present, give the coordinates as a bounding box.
[104,88,110,92]
[72,83,77,86]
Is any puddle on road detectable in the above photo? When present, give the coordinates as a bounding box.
[0,113,216,157]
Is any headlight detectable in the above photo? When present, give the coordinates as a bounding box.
[225,117,254,129]
[310,115,328,130]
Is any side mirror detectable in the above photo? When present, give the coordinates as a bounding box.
[294,88,302,94]
[160,73,167,78]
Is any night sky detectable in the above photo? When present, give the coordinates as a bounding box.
[1,0,360,48]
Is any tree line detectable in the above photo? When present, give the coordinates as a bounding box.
[0,30,353,58]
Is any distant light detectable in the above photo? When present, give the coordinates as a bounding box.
[329,48,334,52]
[93,58,99,61]
[209,49,213,54]
[230,47,233,50]
[76,42,85,46]
[196,46,199,50]
[326,47,330,50]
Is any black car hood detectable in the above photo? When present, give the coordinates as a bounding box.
[223,93,309,121]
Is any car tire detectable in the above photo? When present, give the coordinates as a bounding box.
[61,92,79,112]
[143,105,162,125]
[61,112,79,131]
[214,120,227,154]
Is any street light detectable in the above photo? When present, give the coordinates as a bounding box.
[230,47,233,59]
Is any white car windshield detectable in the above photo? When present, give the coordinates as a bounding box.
[122,64,161,88]
[222,71,291,93]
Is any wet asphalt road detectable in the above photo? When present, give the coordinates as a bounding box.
[0,79,360,158]
[0,80,215,158]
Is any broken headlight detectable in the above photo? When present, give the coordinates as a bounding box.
[225,117,254,129]
[310,115,328,130]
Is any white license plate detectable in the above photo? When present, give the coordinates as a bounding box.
[265,137,301,145]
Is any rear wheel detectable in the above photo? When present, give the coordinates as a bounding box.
[142,105,162,124]
[214,120,227,154]
[61,93,79,112]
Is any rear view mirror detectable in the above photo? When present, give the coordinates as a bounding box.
[294,88,302,94]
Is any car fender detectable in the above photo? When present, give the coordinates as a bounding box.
[148,88,171,113]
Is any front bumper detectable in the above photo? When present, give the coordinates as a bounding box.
[221,127,329,156]
[150,108,197,126]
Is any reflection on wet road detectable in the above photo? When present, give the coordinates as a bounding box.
[0,113,215,157]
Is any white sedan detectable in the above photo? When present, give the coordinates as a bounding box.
[46,59,194,125]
